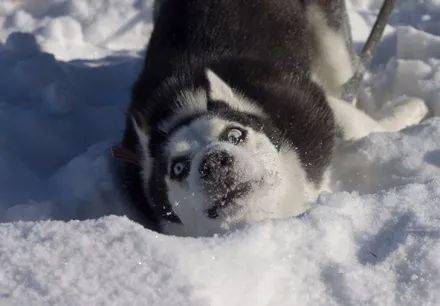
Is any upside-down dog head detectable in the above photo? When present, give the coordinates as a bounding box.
[128,69,311,236]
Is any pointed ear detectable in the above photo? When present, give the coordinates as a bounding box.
[131,114,150,154]
[130,113,153,183]
[131,115,151,166]
[206,69,235,101]
[205,69,265,117]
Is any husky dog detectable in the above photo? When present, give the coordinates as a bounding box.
[116,0,427,236]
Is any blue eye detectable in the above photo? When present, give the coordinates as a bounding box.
[173,163,185,175]
[170,158,191,180]
[224,127,246,144]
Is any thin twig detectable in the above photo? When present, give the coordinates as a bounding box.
[341,0,397,103]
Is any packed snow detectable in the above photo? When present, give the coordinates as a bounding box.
[0,0,439,305]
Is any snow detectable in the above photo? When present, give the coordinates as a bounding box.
[0,0,439,305]
[0,0,155,60]
[1,185,440,305]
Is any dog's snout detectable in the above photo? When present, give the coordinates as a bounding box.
[199,150,234,181]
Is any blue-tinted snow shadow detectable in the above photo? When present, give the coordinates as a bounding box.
[353,31,397,69]
[424,150,440,168]
[0,32,143,223]
[358,213,440,265]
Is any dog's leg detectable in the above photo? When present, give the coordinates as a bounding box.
[327,96,384,140]
[328,96,428,141]
[306,1,357,98]
[377,98,429,132]
[306,1,428,140]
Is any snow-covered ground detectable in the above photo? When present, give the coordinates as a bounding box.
[0,0,439,305]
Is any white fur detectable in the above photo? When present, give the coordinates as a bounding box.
[328,96,428,141]
[159,89,208,133]
[327,96,385,140]
[206,69,266,117]
[143,72,320,236]
[164,117,226,159]
[378,98,429,132]
[162,117,313,236]
[307,5,355,97]
[158,71,265,135]
[132,117,153,191]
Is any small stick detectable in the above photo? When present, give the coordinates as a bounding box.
[99,11,146,47]
[341,0,397,103]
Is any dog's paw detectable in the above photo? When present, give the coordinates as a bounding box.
[379,97,428,132]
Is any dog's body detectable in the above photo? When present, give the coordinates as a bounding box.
[118,0,427,236]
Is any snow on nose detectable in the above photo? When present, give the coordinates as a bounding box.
[199,150,235,182]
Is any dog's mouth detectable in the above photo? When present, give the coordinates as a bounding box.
[206,182,252,219]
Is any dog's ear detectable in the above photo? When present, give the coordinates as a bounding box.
[206,69,235,102]
[131,112,150,154]
[206,69,265,117]
[111,112,151,168]
[130,112,153,182]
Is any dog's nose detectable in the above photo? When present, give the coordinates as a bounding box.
[199,150,234,181]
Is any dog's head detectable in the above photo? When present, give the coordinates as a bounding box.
[128,70,311,236]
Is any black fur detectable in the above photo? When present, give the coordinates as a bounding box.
[118,0,337,230]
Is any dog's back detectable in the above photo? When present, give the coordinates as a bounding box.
[152,0,309,70]
[132,0,310,109]
[132,0,355,112]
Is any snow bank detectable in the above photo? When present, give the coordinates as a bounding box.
[332,119,440,194]
[0,31,143,222]
[1,180,439,305]
[0,0,439,305]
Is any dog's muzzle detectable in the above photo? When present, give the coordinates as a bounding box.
[199,150,234,183]
[199,150,251,218]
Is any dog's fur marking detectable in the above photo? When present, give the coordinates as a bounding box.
[118,0,428,236]
[132,117,153,192]
[307,4,355,97]
[158,89,207,133]
[206,70,266,117]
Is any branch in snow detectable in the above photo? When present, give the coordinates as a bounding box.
[341,0,397,103]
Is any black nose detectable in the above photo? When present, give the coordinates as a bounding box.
[199,150,234,181]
